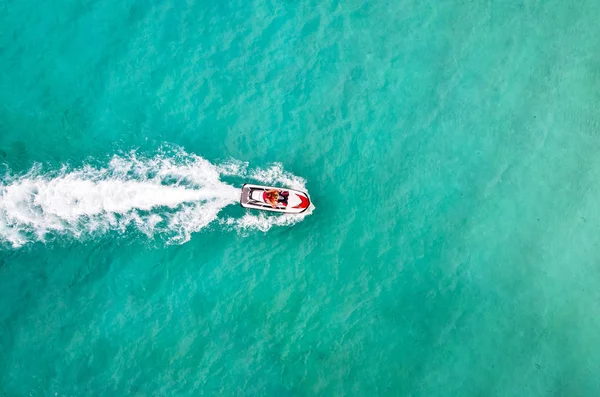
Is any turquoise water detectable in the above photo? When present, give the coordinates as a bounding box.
[2,0,600,394]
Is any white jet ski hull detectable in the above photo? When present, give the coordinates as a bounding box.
[240,184,311,214]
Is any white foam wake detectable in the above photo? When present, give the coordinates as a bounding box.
[0,149,312,248]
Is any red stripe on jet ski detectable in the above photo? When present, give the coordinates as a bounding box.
[293,194,310,209]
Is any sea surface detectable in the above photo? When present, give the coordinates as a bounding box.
[1,0,600,395]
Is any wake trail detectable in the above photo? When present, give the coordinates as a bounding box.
[0,149,312,248]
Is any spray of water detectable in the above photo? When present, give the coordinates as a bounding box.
[0,149,312,248]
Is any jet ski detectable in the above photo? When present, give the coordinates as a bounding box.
[240,184,311,214]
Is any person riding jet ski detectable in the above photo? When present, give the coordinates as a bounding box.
[264,189,289,208]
